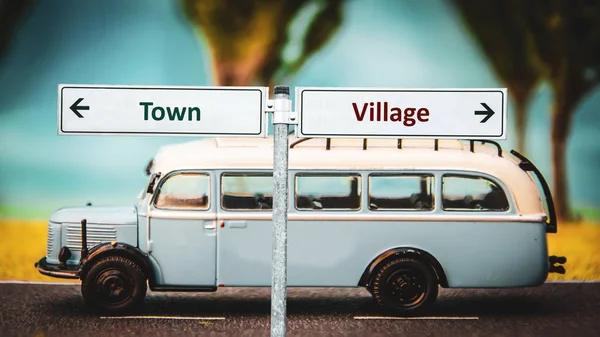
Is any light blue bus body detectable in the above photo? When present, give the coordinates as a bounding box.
[43,169,549,289]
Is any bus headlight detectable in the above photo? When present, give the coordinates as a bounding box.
[58,246,72,266]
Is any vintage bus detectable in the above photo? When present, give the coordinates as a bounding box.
[35,137,566,314]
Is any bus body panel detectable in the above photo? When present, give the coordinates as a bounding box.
[217,218,272,286]
[149,214,217,286]
[215,218,548,288]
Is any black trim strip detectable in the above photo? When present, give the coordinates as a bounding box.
[150,286,217,292]
[510,150,557,233]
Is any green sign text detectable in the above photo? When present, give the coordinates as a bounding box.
[140,102,201,121]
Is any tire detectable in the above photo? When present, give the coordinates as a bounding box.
[81,255,147,314]
[371,257,438,314]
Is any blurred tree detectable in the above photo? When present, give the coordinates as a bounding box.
[181,0,344,90]
[512,0,600,221]
[451,0,542,154]
[0,0,36,60]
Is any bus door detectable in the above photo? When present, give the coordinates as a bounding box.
[216,172,273,286]
[148,171,217,287]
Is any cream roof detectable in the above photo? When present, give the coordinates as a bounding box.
[151,137,546,216]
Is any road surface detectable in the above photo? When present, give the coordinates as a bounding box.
[0,282,598,336]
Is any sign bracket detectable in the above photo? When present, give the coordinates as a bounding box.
[266,99,297,125]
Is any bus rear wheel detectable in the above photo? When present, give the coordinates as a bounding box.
[371,258,438,314]
[81,255,147,314]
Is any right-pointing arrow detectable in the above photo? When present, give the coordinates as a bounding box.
[474,102,495,123]
[70,98,90,118]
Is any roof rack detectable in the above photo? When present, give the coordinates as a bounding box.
[289,138,503,157]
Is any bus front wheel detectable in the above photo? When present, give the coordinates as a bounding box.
[371,257,438,314]
[81,255,147,314]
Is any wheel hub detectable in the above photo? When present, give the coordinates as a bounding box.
[95,269,132,304]
[103,275,124,297]
[387,269,425,306]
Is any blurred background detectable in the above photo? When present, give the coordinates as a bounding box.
[0,0,599,226]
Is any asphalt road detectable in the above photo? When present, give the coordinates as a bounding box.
[0,282,598,337]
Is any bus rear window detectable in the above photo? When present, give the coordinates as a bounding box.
[442,175,509,211]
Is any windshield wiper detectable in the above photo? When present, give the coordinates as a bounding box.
[146,172,162,194]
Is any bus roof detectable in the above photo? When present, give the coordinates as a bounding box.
[152,137,520,174]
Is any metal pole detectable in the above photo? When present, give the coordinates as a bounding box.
[271,85,291,337]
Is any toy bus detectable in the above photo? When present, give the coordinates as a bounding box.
[35,137,566,314]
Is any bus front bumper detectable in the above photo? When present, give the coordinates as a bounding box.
[34,257,80,279]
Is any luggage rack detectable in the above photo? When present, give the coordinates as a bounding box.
[290,137,503,157]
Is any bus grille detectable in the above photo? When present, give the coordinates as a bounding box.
[66,224,117,250]
[46,223,54,257]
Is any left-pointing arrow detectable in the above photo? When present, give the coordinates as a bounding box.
[70,98,89,118]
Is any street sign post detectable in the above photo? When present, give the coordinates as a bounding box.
[270,86,291,337]
[295,87,507,139]
[58,84,268,137]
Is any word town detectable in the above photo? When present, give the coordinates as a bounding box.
[140,102,202,121]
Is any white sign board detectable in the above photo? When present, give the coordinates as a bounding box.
[58,84,268,136]
[295,87,507,139]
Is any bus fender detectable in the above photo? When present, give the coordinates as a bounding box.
[358,247,449,288]
[80,242,156,287]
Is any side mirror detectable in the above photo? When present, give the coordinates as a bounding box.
[145,159,154,176]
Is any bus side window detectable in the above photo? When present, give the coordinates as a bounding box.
[221,173,273,211]
[295,173,361,211]
[154,173,210,210]
[368,174,434,211]
[442,175,509,211]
